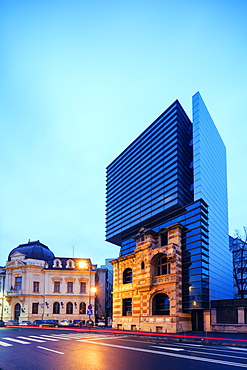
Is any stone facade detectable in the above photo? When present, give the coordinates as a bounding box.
[211,299,247,333]
[111,224,192,333]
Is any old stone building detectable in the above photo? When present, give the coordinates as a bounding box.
[2,240,107,324]
[111,224,192,333]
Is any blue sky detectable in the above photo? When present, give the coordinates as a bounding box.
[1,0,247,267]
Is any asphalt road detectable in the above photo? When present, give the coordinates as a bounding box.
[1,327,247,369]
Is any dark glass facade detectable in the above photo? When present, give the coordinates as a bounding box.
[106,93,233,311]
[106,100,194,246]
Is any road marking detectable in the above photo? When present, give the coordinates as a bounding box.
[152,346,184,351]
[175,343,203,347]
[30,336,59,341]
[227,347,247,351]
[18,336,46,343]
[82,340,247,368]
[40,335,71,340]
[37,346,64,355]
[78,335,128,342]
[0,340,13,347]
[2,337,30,344]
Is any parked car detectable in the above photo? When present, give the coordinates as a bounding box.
[5,320,19,326]
[0,320,5,327]
[72,320,82,327]
[33,320,59,327]
[59,319,73,327]
[19,320,32,326]
[97,320,106,327]
[86,320,94,327]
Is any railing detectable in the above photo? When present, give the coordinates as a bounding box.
[6,290,24,296]
[136,274,177,286]
[152,274,177,284]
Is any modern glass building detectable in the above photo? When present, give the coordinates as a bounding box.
[106,92,233,318]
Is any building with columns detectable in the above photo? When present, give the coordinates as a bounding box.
[2,240,110,324]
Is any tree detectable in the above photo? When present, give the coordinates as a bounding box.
[229,227,247,299]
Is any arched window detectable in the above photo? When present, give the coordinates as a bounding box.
[53,302,60,314]
[157,255,170,276]
[123,268,132,284]
[79,302,86,314]
[152,293,170,315]
[141,261,145,270]
[66,302,73,314]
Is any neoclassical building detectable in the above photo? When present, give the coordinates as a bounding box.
[3,240,102,324]
[111,225,192,333]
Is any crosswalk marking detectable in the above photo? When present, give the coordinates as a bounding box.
[40,335,71,340]
[0,340,13,347]
[29,335,59,341]
[2,337,30,344]
[18,336,46,343]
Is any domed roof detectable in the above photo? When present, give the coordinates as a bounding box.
[8,240,55,262]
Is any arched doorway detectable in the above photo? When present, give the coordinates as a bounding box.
[14,303,21,322]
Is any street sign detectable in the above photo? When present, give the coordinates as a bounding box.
[88,305,92,310]
[87,309,93,315]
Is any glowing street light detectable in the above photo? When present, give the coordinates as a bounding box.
[78,260,88,269]
[91,286,97,294]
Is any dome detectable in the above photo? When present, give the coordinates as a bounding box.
[8,240,55,262]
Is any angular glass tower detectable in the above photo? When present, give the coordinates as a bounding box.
[106,92,233,312]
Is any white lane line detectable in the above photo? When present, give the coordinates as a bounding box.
[37,346,64,355]
[82,340,247,368]
[175,343,203,347]
[152,346,184,351]
[18,336,46,343]
[0,340,13,347]
[78,335,128,342]
[30,336,59,341]
[2,337,30,344]
[227,347,247,351]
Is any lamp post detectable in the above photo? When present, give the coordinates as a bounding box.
[88,286,97,321]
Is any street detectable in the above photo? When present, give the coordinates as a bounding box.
[1,327,247,369]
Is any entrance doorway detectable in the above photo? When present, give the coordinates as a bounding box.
[191,310,204,331]
[14,303,21,322]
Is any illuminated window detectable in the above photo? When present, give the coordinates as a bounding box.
[79,302,86,314]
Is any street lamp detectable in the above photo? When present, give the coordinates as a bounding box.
[78,260,88,269]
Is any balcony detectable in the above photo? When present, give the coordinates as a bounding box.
[6,289,24,297]
[136,274,177,287]
[152,274,177,284]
